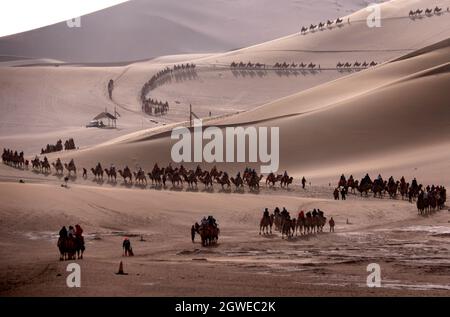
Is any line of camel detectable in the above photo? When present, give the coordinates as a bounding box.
[409,6,446,18]
[300,18,345,34]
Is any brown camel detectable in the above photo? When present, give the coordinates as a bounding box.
[259,214,274,235]
[118,167,132,183]
[64,160,77,175]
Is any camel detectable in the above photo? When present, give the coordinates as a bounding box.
[434,6,442,14]
[387,181,399,199]
[199,172,213,188]
[295,217,304,235]
[52,160,64,174]
[281,218,294,239]
[197,224,219,246]
[300,26,308,34]
[167,172,183,187]
[309,24,317,31]
[104,167,117,182]
[259,214,274,235]
[31,156,41,170]
[91,163,104,180]
[335,18,344,24]
[318,22,325,29]
[372,182,384,198]
[183,173,198,188]
[216,174,231,189]
[247,174,263,190]
[327,19,334,27]
[230,176,244,189]
[280,175,293,188]
[357,182,371,196]
[118,167,132,183]
[64,160,77,175]
[133,170,147,185]
[58,235,85,261]
[41,159,51,173]
[266,173,282,187]
[425,8,433,15]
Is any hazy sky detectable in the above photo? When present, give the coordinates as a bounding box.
[0,0,128,37]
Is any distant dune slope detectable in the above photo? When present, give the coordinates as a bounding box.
[0,0,379,63]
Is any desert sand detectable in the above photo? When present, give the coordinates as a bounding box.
[0,0,449,296]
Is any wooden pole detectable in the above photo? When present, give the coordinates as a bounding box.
[189,104,192,127]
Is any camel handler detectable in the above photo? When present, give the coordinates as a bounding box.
[191,225,196,243]
[329,217,335,232]
[123,238,133,256]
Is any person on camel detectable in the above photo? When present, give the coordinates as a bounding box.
[312,209,318,218]
[263,208,270,219]
[75,224,83,237]
[298,210,305,219]
[67,225,75,238]
[59,226,67,239]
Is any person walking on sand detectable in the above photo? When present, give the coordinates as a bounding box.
[341,187,347,200]
[302,177,306,189]
[123,238,133,256]
[329,217,335,232]
[191,225,196,243]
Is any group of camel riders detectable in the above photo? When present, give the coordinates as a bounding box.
[336,173,443,200]
[261,206,335,237]
[267,207,333,224]
[59,224,84,240]
[41,138,75,154]
[191,215,218,244]
[2,148,27,168]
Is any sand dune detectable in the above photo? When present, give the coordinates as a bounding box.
[45,38,450,187]
[0,0,378,63]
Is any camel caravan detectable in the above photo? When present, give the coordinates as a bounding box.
[409,6,444,18]
[336,61,378,71]
[191,216,219,246]
[87,163,271,191]
[230,61,320,71]
[259,207,333,239]
[40,138,76,154]
[2,148,28,169]
[140,63,197,117]
[335,174,446,213]
[300,17,344,35]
